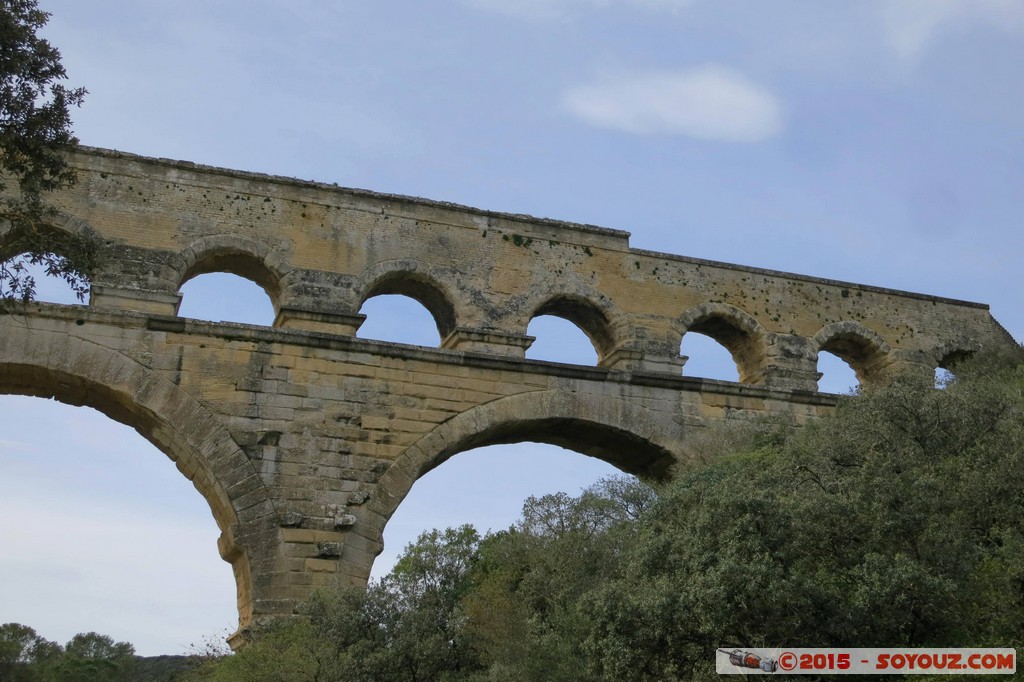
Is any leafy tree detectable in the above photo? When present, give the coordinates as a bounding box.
[62,632,134,661]
[371,525,483,680]
[48,632,136,681]
[0,622,60,681]
[194,478,655,681]
[461,477,654,681]
[187,614,344,682]
[581,349,1024,681]
[193,526,485,682]
[0,0,93,303]
[0,625,136,682]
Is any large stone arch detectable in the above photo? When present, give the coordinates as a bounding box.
[353,259,464,341]
[0,316,276,636]
[813,321,892,388]
[165,234,292,314]
[676,302,769,384]
[350,389,683,579]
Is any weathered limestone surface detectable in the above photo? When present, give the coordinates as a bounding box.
[0,148,1015,645]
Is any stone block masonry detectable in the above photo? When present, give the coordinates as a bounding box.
[0,147,1013,646]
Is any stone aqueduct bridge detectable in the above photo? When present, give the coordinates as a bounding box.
[1,148,1014,644]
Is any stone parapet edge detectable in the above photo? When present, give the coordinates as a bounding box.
[8,303,841,406]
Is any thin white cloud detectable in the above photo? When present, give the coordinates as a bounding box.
[561,67,783,142]
[462,0,691,21]
[625,0,692,10]
[881,0,1024,59]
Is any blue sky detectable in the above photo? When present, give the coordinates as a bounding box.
[0,0,1021,656]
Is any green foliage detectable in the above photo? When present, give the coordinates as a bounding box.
[195,349,1024,681]
[459,477,657,681]
[0,622,54,681]
[188,616,339,682]
[581,349,1024,680]
[0,0,94,303]
[379,525,483,680]
[50,632,135,681]
[130,654,199,682]
[192,527,486,682]
[0,624,135,681]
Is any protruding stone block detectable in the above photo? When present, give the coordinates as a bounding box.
[317,542,343,558]
[334,514,357,529]
[441,327,534,357]
[274,307,365,335]
[602,346,685,373]
[89,285,181,316]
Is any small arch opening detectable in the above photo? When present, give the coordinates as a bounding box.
[528,295,617,364]
[178,272,276,326]
[1,252,88,305]
[526,315,598,365]
[359,271,457,341]
[814,323,890,391]
[935,367,955,388]
[358,294,441,347]
[935,350,972,389]
[817,350,859,394]
[679,310,765,384]
[180,250,281,302]
[680,331,741,382]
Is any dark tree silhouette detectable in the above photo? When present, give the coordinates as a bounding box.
[1,0,94,303]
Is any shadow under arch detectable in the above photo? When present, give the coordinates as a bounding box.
[168,235,289,315]
[813,321,892,389]
[930,339,978,371]
[354,389,683,578]
[353,260,460,341]
[0,319,275,637]
[677,302,768,384]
